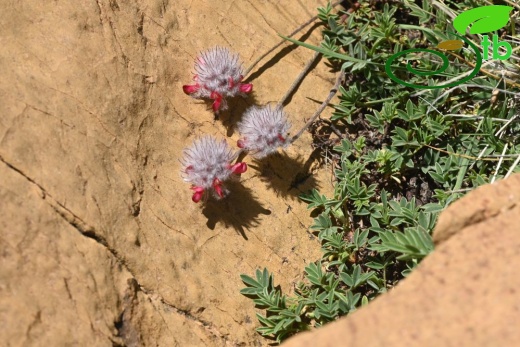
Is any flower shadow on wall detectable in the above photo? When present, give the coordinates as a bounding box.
[244,22,322,83]
[248,152,320,200]
[201,180,272,239]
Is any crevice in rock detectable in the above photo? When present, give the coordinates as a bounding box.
[148,292,232,344]
[114,279,141,347]
[96,0,129,67]
[115,278,232,345]
[25,310,41,339]
[0,154,137,280]
[1,154,231,344]
[130,178,144,217]
[135,277,230,343]
[48,199,108,246]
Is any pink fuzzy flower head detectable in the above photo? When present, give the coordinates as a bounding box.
[181,135,247,203]
[237,105,291,158]
[183,47,253,113]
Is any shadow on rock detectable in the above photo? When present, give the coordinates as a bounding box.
[244,22,322,83]
[202,180,271,239]
[221,93,260,136]
[249,151,320,199]
[197,93,260,137]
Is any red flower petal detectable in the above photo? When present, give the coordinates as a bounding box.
[230,162,247,174]
[210,92,223,112]
[237,139,246,148]
[239,83,253,93]
[212,100,222,113]
[213,178,224,198]
[183,84,200,94]
[192,190,204,203]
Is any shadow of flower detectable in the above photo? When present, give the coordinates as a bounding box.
[202,180,271,239]
[248,151,320,199]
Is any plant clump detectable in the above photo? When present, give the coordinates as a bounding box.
[240,0,520,343]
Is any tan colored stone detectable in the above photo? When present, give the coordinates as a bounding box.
[282,173,520,347]
[433,174,518,245]
[0,0,336,346]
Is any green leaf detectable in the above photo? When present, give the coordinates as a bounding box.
[453,5,513,35]
[365,261,385,270]
[361,295,369,306]
[300,189,332,209]
[373,227,434,260]
[272,319,286,335]
[240,274,262,289]
[256,313,275,327]
[305,262,324,286]
[421,203,444,213]
[333,139,353,154]
[260,268,270,288]
[240,287,261,296]
[279,34,381,65]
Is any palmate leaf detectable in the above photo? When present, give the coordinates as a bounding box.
[305,262,325,286]
[335,290,361,314]
[453,5,513,35]
[240,268,275,298]
[339,265,375,289]
[300,189,332,209]
[314,299,339,321]
[371,227,434,260]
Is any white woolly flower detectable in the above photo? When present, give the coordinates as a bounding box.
[181,136,247,202]
[237,105,291,158]
[183,47,253,113]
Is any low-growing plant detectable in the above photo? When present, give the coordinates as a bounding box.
[241,0,520,343]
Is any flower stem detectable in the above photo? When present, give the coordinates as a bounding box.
[277,51,321,108]
[289,70,345,145]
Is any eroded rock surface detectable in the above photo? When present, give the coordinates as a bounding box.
[0,1,336,345]
[282,174,520,347]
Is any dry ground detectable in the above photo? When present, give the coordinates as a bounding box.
[0,1,338,346]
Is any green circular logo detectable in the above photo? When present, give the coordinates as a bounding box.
[385,32,482,89]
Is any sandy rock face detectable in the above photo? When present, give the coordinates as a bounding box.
[282,173,520,347]
[0,0,336,346]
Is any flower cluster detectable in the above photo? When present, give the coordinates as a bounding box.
[181,136,247,203]
[181,47,297,202]
[237,105,291,158]
[183,47,253,113]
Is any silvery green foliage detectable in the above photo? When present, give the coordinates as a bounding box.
[183,47,253,113]
[181,135,247,202]
[237,105,291,158]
